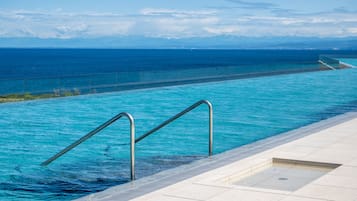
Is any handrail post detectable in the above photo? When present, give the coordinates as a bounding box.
[207,101,213,156]
[128,114,135,180]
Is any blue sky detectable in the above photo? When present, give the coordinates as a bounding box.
[0,0,356,39]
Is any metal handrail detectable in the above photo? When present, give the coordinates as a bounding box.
[41,112,136,180]
[135,100,213,156]
[41,100,212,181]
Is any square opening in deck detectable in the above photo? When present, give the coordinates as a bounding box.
[232,158,340,191]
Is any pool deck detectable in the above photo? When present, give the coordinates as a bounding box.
[78,112,357,201]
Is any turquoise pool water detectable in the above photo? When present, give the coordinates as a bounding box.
[339,58,357,67]
[1,68,357,200]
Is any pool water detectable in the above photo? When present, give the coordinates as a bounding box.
[1,68,357,200]
[339,58,357,67]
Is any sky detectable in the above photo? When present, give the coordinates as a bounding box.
[0,0,357,39]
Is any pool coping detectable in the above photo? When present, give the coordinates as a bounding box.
[77,111,357,201]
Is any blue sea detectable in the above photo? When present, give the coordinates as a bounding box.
[0,49,356,79]
[0,49,356,95]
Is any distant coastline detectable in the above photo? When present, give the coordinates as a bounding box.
[0,90,80,103]
[1,36,357,49]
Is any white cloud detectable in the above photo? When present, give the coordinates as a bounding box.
[128,16,220,38]
[204,26,241,35]
[347,27,357,34]
[0,5,356,39]
[140,8,217,18]
[135,8,220,37]
[0,10,136,38]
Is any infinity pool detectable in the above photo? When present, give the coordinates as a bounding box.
[1,68,357,200]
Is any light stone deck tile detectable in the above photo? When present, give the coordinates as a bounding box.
[131,194,198,201]
[328,166,357,177]
[266,146,318,159]
[304,149,357,164]
[275,145,320,154]
[328,142,357,150]
[345,157,357,167]
[280,196,331,201]
[163,183,230,200]
[293,184,357,201]
[285,136,340,149]
[323,127,357,134]
[339,138,357,146]
[206,189,286,201]
[324,127,357,134]
[313,175,357,189]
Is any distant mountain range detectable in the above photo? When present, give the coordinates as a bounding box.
[0,36,356,49]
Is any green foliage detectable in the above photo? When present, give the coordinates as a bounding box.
[23,93,35,100]
[62,91,73,97]
[0,88,82,103]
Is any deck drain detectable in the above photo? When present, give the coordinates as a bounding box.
[232,158,340,191]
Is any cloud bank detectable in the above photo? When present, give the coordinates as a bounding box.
[0,1,356,39]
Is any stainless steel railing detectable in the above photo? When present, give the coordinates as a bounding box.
[41,112,136,180]
[135,100,213,156]
[41,100,213,181]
